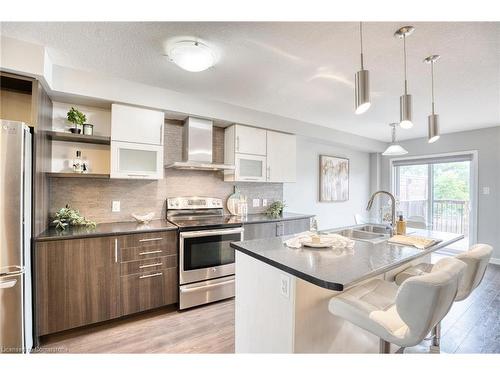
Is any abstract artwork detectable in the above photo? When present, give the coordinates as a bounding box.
[319,155,349,202]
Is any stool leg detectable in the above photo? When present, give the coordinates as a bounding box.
[430,321,442,353]
[379,339,391,354]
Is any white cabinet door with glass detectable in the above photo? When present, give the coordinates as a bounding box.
[111,104,164,145]
[233,154,267,182]
[110,141,163,179]
[266,131,296,182]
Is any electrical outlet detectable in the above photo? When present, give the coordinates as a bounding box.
[280,274,290,299]
[252,198,260,208]
[112,201,121,212]
[483,187,490,195]
[262,199,268,207]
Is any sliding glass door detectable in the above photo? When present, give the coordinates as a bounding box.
[394,154,474,252]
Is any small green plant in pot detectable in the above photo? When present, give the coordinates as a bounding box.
[52,205,96,230]
[265,200,286,218]
[67,107,87,134]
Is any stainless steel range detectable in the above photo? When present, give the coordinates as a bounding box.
[166,197,243,309]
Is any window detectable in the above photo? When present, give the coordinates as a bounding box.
[393,153,476,252]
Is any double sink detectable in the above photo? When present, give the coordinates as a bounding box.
[322,224,392,244]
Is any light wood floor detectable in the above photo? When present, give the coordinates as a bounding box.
[39,265,500,354]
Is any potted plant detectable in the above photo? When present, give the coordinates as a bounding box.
[67,107,87,134]
[52,204,96,230]
[265,200,286,218]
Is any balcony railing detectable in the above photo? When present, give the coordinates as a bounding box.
[398,199,469,234]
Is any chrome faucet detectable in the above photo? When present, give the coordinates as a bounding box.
[366,191,397,235]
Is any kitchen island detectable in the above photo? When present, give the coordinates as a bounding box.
[231,226,463,353]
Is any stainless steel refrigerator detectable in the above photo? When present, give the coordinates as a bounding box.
[0,120,33,353]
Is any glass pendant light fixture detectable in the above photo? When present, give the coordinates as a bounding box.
[424,54,441,143]
[355,22,371,114]
[394,26,415,129]
[382,123,408,156]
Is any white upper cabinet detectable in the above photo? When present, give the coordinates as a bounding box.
[234,125,267,155]
[224,124,296,183]
[110,103,164,179]
[111,103,164,145]
[110,141,163,180]
[266,131,296,183]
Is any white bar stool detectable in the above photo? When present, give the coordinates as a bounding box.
[395,244,493,350]
[328,257,466,353]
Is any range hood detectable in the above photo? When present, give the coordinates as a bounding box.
[165,117,235,171]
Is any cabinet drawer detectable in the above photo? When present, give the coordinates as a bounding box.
[120,255,177,276]
[120,268,178,315]
[118,230,177,250]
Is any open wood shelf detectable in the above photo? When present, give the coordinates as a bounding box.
[47,131,111,145]
[47,173,110,179]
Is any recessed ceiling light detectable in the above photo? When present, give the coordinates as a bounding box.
[166,40,215,72]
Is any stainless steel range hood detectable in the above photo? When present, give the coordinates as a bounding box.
[165,117,235,171]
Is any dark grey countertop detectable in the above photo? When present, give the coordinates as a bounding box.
[231,228,464,291]
[35,213,314,241]
[35,219,178,242]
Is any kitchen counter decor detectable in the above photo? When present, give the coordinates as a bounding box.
[52,204,96,230]
[284,231,355,249]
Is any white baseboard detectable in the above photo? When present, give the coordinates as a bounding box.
[490,257,500,265]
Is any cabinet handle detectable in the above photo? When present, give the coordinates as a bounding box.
[139,272,163,279]
[139,250,163,255]
[160,123,163,145]
[267,166,270,180]
[114,238,118,263]
[236,136,240,152]
[139,237,163,242]
[139,262,163,269]
[127,174,149,177]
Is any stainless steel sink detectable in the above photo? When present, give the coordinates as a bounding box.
[323,225,390,244]
[356,225,391,235]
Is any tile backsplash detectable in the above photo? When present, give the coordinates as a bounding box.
[49,121,283,223]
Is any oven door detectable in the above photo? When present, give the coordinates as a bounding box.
[179,227,243,285]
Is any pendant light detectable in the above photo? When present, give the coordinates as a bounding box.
[382,123,408,156]
[394,26,415,129]
[355,22,371,114]
[424,54,441,143]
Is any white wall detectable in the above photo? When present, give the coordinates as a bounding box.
[379,126,500,262]
[284,136,371,230]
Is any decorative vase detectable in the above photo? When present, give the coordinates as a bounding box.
[83,124,94,135]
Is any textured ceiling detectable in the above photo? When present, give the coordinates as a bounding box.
[1,22,499,141]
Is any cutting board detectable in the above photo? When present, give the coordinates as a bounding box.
[388,235,442,249]
[227,187,244,215]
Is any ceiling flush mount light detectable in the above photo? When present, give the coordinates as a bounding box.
[382,123,408,156]
[166,40,215,72]
[394,26,415,129]
[355,22,371,114]
[424,54,441,143]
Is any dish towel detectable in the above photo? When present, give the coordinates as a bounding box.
[284,231,355,249]
[388,235,441,249]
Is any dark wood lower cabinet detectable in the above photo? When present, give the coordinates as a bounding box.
[36,237,121,336]
[120,268,178,316]
[35,230,178,336]
[243,218,311,240]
